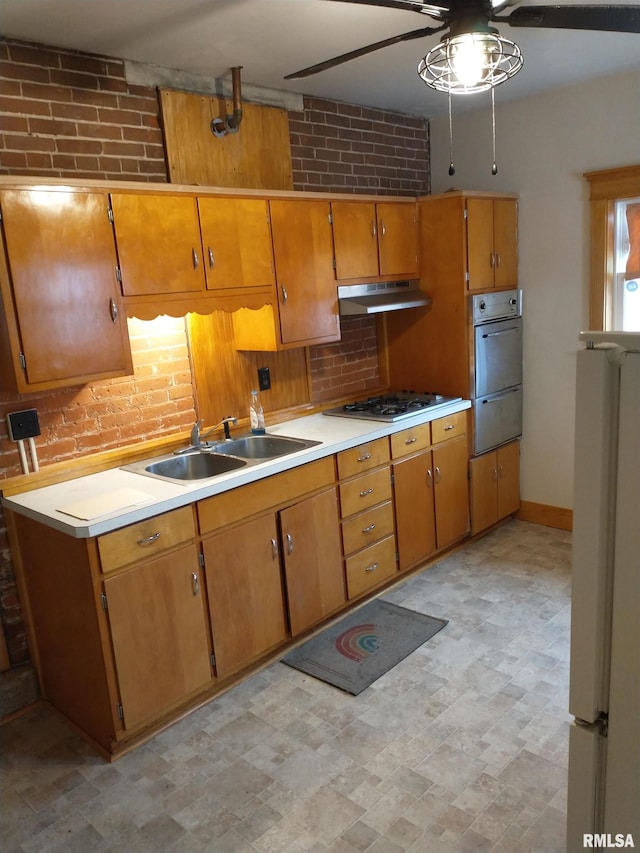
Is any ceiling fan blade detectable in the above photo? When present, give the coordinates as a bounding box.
[494,5,640,33]
[284,25,445,79]
[319,0,450,17]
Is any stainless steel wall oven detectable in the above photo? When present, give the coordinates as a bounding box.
[472,289,523,454]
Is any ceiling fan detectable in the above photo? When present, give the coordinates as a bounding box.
[285,0,640,94]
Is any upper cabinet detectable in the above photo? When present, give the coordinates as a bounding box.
[233,198,341,350]
[466,197,518,291]
[332,200,418,280]
[0,188,133,393]
[197,196,275,293]
[110,193,206,297]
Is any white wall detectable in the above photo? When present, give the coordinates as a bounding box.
[430,69,640,511]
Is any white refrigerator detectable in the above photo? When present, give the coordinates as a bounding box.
[567,331,640,852]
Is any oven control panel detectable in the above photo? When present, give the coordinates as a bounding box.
[472,289,522,324]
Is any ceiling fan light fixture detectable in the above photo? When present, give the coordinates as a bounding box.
[418,30,523,94]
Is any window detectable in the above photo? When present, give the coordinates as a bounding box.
[584,165,640,331]
[614,198,640,330]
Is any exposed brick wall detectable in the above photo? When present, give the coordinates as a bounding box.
[0,39,166,180]
[290,96,429,196]
[0,37,430,689]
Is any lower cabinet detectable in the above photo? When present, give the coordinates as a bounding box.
[104,543,213,730]
[470,440,520,535]
[393,413,470,572]
[280,487,345,635]
[202,514,287,678]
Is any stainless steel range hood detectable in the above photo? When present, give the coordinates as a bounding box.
[338,281,431,316]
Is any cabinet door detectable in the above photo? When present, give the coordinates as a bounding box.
[493,199,518,289]
[393,451,436,571]
[104,543,212,729]
[0,189,132,389]
[466,197,496,291]
[198,197,275,291]
[497,440,520,519]
[331,201,379,279]
[470,450,498,536]
[433,436,470,549]
[280,487,345,635]
[202,514,287,678]
[377,202,418,277]
[111,193,205,296]
[269,200,340,345]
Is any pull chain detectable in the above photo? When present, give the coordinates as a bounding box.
[448,89,455,176]
[491,86,498,176]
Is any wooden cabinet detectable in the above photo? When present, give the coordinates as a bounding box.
[104,542,212,730]
[281,487,345,634]
[392,414,469,571]
[0,188,132,393]
[386,191,518,402]
[233,198,341,350]
[202,513,287,677]
[331,200,418,280]
[467,197,518,291]
[110,193,206,296]
[470,439,520,534]
[197,196,275,293]
[337,438,397,599]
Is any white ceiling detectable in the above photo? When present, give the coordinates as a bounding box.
[1,0,639,117]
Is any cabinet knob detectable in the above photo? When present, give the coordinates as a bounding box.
[192,248,200,270]
[109,298,118,323]
[271,537,278,559]
[405,436,417,445]
[191,571,200,596]
[434,466,441,484]
[359,487,374,497]
[281,285,288,305]
[286,532,294,554]
[379,220,386,237]
[358,453,372,462]
[208,247,215,269]
[365,562,378,574]
[362,523,376,534]
[370,221,377,238]
[426,468,433,488]
[444,424,454,431]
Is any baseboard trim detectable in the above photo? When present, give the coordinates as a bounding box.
[515,501,573,531]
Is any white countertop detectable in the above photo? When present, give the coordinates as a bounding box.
[1,401,470,538]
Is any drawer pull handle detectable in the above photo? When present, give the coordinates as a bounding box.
[109,297,118,323]
[427,468,433,487]
[365,562,378,573]
[281,285,288,305]
[271,537,278,559]
[434,466,441,484]
[137,532,161,546]
[405,437,417,445]
[286,533,294,555]
[192,248,200,269]
[191,572,200,596]
[358,453,372,462]
[208,247,215,269]
[362,523,376,533]
[444,424,454,431]
[360,488,374,497]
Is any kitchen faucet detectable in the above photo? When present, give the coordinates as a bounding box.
[176,416,237,453]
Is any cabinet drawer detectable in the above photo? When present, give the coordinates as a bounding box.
[339,467,392,517]
[390,422,432,459]
[337,437,390,479]
[431,411,467,444]
[98,506,196,573]
[345,535,397,599]
[198,457,335,534]
[341,500,394,557]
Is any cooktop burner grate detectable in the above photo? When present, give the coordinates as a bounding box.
[324,392,462,423]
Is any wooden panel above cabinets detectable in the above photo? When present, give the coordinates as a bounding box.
[159,88,293,191]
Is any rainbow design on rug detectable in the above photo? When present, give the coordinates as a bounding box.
[335,623,379,662]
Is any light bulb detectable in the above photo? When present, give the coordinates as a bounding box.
[448,34,486,87]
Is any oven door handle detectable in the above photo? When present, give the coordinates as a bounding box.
[482,326,520,338]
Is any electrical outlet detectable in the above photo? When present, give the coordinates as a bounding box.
[7,409,41,441]
[258,366,271,391]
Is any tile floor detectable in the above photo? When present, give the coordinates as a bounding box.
[0,520,573,853]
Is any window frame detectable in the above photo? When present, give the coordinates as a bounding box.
[584,165,640,330]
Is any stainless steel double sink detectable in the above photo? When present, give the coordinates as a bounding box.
[121,434,321,484]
